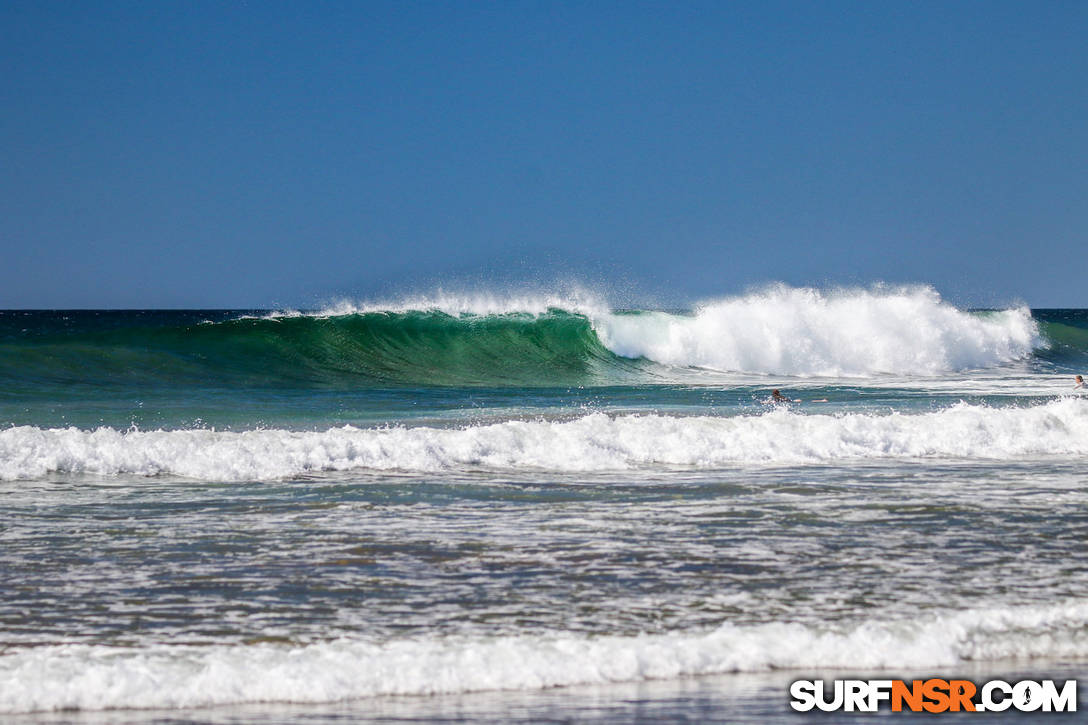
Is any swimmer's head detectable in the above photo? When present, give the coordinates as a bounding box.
[1078,376,1084,383]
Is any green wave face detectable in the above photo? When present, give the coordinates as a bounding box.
[0,310,638,389]
[1033,311,1088,371]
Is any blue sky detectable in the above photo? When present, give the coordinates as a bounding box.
[1,1,1086,308]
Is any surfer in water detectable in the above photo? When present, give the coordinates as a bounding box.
[771,389,798,404]
[769,389,827,404]
[1075,375,1085,390]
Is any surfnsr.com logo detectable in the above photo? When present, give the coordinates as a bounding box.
[790,679,1077,713]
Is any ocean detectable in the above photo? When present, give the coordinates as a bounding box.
[2,285,1087,722]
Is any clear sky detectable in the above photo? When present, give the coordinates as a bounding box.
[1,1,1086,308]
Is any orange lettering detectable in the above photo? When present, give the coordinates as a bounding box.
[948,680,976,712]
[922,679,951,713]
[892,680,924,712]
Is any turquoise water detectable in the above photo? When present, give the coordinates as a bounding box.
[2,288,1087,721]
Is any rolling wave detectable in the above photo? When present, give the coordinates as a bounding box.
[0,309,630,388]
[0,286,1050,387]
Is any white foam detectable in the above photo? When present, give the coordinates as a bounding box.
[594,285,1040,376]
[3,601,1087,712]
[4,399,1088,481]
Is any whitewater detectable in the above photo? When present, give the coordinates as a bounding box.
[5,399,1088,481]
[2,285,1086,723]
[594,285,1040,376]
[5,603,1088,712]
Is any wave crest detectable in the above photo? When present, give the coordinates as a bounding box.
[270,285,1042,378]
[270,288,610,318]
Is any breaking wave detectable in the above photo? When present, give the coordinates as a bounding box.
[596,285,1039,377]
[0,286,1044,387]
